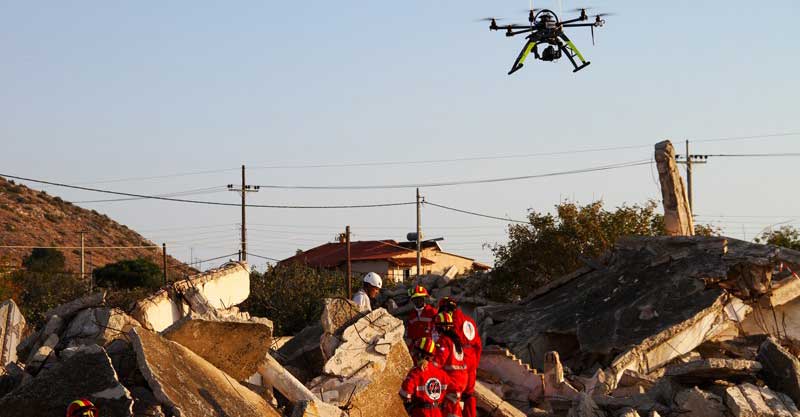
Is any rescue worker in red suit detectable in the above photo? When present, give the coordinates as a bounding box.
[399,337,450,417]
[406,285,437,343]
[433,312,469,417]
[438,297,482,417]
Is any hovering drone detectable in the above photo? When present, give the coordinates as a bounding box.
[482,7,610,75]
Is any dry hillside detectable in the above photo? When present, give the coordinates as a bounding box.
[0,176,194,277]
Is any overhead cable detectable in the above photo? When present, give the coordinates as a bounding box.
[253,160,653,190]
[425,202,529,224]
[0,173,415,209]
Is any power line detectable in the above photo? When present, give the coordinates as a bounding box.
[0,173,415,209]
[193,253,241,264]
[73,186,227,203]
[692,131,800,143]
[253,160,653,190]
[0,245,159,249]
[425,202,529,224]
[245,252,281,262]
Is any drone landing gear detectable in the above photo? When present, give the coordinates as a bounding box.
[508,40,538,75]
[559,34,590,73]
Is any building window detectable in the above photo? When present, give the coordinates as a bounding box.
[403,269,411,280]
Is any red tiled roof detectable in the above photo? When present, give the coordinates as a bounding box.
[279,240,429,268]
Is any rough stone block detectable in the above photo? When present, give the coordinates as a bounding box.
[738,383,775,417]
[0,344,133,417]
[320,298,361,335]
[129,326,280,417]
[63,307,141,347]
[724,385,756,417]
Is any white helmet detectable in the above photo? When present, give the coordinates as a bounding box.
[363,272,382,289]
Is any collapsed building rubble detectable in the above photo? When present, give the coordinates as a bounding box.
[5,228,800,417]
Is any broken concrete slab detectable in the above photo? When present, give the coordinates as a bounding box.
[654,140,694,236]
[567,393,607,417]
[162,317,273,381]
[320,298,361,335]
[275,322,325,383]
[738,383,776,417]
[309,309,412,417]
[483,236,789,386]
[724,385,757,417]
[62,307,141,348]
[757,385,796,417]
[478,346,544,401]
[132,261,250,332]
[664,358,762,383]
[674,387,726,417]
[757,338,800,406]
[43,291,106,322]
[129,326,281,417]
[0,299,26,367]
[474,380,527,417]
[0,344,133,417]
[257,354,344,417]
[25,332,58,374]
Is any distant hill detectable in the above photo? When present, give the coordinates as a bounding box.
[0,176,195,278]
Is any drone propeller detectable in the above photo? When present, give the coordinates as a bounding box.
[475,17,504,22]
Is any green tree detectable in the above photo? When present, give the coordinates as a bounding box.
[241,262,347,336]
[488,199,720,302]
[22,248,66,272]
[93,258,163,289]
[755,226,800,251]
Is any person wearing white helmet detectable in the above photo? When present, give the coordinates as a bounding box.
[353,272,382,312]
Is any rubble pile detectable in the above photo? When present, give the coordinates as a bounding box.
[4,234,800,417]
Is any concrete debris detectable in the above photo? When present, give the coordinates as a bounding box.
[257,354,344,417]
[62,307,141,348]
[44,291,106,322]
[674,386,727,417]
[162,316,273,380]
[132,261,250,332]
[0,299,26,367]
[567,393,606,417]
[275,322,325,383]
[478,345,544,402]
[757,337,800,406]
[473,380,527,417]
[309,308,412,417]
[654,140,694,236]
[0,344,133,417]
[129,326,281,417]
[319,298,362,359]
[664,358,762,383]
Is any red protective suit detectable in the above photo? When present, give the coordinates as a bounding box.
[434,335,469,417]
[407,305,438,342]
[399,361,450,417]
[452,309,482,417]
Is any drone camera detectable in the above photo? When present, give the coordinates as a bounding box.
[541,45,562,61]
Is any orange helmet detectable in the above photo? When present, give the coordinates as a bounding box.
[416,337,437,356]
[410,285,429,299]
[438,297,457,312]
[435,312,454,328]
[67,399,98,417]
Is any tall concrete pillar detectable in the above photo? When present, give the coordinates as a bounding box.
[655,140,694,236]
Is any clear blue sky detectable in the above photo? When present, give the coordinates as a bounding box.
[2,1,799,269]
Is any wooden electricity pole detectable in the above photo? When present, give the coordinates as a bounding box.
[676,140,708,213]
[346,225,352,299]
[162,243,167,286]
[228,165,260,262]
[416,188,423,278]
[80,231,87,292]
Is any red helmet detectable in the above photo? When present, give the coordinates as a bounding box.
[438,297,457,312]
[415,337,437,356]
[67,399,98,417]
[435,312,454,328]
[410,285,429,299]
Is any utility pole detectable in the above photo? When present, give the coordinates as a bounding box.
[416,188,423,278]
[162,243,167,286]
[228,165,260,262]
[676,141,708,213]
[80,231,87,292]
[346,225,352,299]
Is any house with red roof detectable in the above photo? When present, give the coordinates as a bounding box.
[279,239,490,283]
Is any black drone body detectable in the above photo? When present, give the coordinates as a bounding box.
[485,8,608,75]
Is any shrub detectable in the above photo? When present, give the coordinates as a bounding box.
[241,262,347,336]
[22,248,66,273]
[12,270,85,328]
[93,258,163,290]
